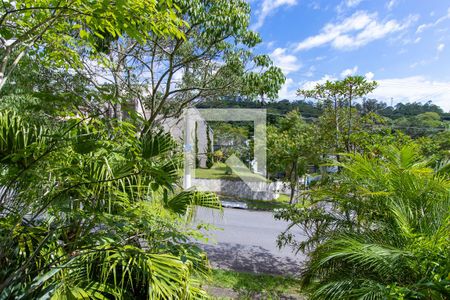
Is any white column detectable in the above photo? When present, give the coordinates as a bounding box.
[183,109,194,189]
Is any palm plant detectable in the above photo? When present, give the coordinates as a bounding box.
[276,145,450,299]
[0,109,221,299]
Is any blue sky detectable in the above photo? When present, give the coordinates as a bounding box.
[248,0,450,111]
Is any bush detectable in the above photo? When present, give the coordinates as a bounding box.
[0,110,221,298]
[276,145,450,299]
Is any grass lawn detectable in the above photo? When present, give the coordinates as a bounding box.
[194,165,238,180]
[240,194,291,210]
[194,163,268,182]
[203,269,304,299]
[193,163,292,211]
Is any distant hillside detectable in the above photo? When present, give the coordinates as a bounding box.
[196,98,450,121]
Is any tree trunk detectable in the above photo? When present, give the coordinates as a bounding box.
[289,160,298,204]
[334,95,341,166]
[112,42,124,121]
[346,87,353,153]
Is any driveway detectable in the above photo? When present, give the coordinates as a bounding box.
[194,208,307,276]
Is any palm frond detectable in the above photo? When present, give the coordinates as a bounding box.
[292,145,450,299]
[141,130,176,159]
[0,110,48,167]
[165,190,222,216]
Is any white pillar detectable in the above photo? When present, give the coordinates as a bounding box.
[183,109,194,189]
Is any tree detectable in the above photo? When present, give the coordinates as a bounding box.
[267,111,318,204]
[197,98,323,120]
[275,145,450,299]
[68,0,285,125]
[0,106,221,298]
[356,98,387,115]
[298,76,377,154]
[210,122,250,164]
[394,101,444,117]
[347,112,412,154]
[394,111,445,137]
[433,130,450,162]
[0,0,185,91]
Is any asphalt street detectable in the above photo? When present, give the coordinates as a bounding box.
[194,207,307,276]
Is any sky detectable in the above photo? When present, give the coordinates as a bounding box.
[248,0,450,111]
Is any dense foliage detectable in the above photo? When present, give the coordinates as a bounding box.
[2,1,450,299]
[2,0,285,125]
[0,0,186,90]
[197,97,450,126]
[267,111,318,203]
[0,1,268,298]
[0,105,221,298]
[209,122,252,164]
[276,145,450,299]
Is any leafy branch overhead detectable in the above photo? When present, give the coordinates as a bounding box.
[0,0,187,91]
[1,0,285,125]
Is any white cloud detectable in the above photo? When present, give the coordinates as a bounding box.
[265,41,275,49]
[365,71,375,80]
[300,75,337,91]
[303,65,316,77]
[410,43,445,68]
[278,78,298,99]
[270,48,301,75]
[416,8,450,33]
[370,76,450,111]
[252,0,298,30]
[399,36,421,45]
[309,1,321,10]
[386,0,397,11]
[288,74,450,111]
[295,11,417,51]
[340,66,358,78]
[410,59,431,69]
[346,0,362,7]
[416,24,427,33]
[336,0,362,14]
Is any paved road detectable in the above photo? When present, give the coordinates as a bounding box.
[194,208,307,276]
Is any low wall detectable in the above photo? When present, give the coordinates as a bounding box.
[192,178,280,200]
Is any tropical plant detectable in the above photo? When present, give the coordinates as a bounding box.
[276,145,450,299]
[0,108,221,299]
